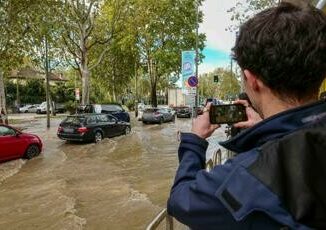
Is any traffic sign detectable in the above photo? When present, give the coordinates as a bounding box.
[188,76,198,87]
[75,88,80,101]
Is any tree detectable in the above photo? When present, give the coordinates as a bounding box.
[0,0,32,123]
[199,68,241,101]
[228,0,319,31]
[90,0,138,103]
[61,0,127,105]
[133,0,206,107]
[22,0,66,120]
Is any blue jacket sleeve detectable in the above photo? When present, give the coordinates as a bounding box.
[167,133,242,229]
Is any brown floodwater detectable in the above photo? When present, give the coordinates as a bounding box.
[0,114,227,230]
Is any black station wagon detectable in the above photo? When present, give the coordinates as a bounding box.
[57,114,131,143]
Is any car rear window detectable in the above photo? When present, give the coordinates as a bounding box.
[178,107,190,111]
[64,116,85,124]
[144,108,159,113]
[101,104,123,112]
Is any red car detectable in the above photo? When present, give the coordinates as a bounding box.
[0,124,42,162]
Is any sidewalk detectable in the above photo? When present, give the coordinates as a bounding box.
[8,113,68,121]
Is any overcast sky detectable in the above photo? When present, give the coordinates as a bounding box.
[198,0,239,74]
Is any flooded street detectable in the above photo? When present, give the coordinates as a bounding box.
[0,114,227,230]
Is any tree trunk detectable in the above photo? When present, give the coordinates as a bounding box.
[151,83,157,107]
[0,70,8,124]
[81,67,90,105]
[148,58,158,107]
[112,75,116,102]
[80,22,90,106]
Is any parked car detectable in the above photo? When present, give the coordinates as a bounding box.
[27,104,39,113]
[36,102,66,114]
[175,106,192,118]
[0,124,42,162]
[57,113,131,143]
[81,104,130,122]
[136,104,151,121]
[142,108,175,124]
[19,104,32,113]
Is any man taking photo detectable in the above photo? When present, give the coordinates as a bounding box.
[167,2,326,229]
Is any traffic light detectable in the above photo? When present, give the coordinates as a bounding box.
[213,75,219,83]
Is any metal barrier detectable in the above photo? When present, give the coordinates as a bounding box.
[206,149,222,172]
[146,208,174,230]
[146,149,224,230]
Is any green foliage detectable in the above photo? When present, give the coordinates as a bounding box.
[0,0,208,109]
[227,0,319,31]
[51,82,75,103]
[20,79,46,104]
[199,68,241,100]
[132,0,206,106]
[5,78,76,106]
[125,100,135,111]
[64,100,77,115]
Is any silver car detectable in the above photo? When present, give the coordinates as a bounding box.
[27,104,39,113]
[142,108,175,124]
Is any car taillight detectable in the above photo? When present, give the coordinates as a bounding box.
[77,127,88,133]
[58,126,63,132]
[154,112,160,116]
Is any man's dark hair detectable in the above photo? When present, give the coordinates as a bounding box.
[233,2,326,101]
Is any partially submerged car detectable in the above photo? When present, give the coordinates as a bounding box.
[0,124,42,162]
[175,106,192,118]
[80,104,130,123]
[142,108,175,124]
[57,113,131,143]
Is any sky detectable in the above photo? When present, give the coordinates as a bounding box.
[198,0,239,74]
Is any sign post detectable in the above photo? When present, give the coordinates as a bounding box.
[75,88,80,101]
[182,50,197,109]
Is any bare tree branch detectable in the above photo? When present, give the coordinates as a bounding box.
[89,45,110,71]
[63,33,82,59]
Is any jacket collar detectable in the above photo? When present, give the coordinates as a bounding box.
[219,100,326,153]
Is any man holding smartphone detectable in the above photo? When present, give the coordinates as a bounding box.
[167,2,326,229]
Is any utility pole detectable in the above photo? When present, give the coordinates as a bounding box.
[229,58,233,101]
[45,37,50,128]
[134,61,138,118]
[195,0,199,116]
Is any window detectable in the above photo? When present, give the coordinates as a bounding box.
[101,104,123,112]
[87,116,97,124]
[97,114,109,122]
[64,116,85,125]
[107,115,117,122]
[0,126,16,136]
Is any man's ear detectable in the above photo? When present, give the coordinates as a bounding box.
[243,69,262,92]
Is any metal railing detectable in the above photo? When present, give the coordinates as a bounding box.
[206,148,222,172]
[146,149,223,230]
[146,208,174,230]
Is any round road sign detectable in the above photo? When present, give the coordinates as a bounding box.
[188,76,198,87]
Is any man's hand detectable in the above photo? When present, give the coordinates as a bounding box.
[233,99,262,129]
[191,103,220,139]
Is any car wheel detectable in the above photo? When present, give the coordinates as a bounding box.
[125,126,131,135]
[24,144,40,159]
[94,131,103,143]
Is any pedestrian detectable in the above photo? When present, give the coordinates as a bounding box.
[167,2,326,229]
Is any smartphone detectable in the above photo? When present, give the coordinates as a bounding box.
[209,104,247,124]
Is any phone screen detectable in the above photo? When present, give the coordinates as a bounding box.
[209,104,247,124]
